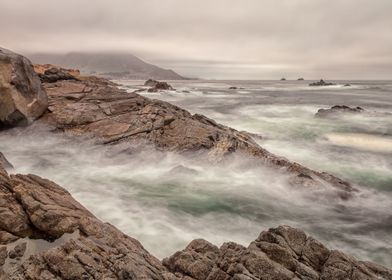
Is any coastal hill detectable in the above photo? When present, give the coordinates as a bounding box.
[28,52,185,80]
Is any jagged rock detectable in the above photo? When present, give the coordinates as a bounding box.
[0,152,13,169]
[165,225,392,280]
[316,105,365,118]
[309,79,336,86]
[0,48,48,127]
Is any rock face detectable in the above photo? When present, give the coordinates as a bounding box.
[145,79,174,92]
[164,226,392,280]
[33,64,80,77]
[309,79,336,86]
[0,48,48,127]
[1,166,391,279]
[36,72,355,194]
[316,105,365,118]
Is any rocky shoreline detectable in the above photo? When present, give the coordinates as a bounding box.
[1,48,391,279]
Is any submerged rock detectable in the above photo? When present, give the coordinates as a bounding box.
[0,166,390,279]
[0,48,48,127]
[309,79,336,86]
[316,105,365,118]
[228,86,238,89]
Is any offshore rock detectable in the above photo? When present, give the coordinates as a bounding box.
[316,105,365,118]
[309,79,336,86]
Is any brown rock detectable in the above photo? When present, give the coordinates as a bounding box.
[0,152,13,169]
[0,48,48,127]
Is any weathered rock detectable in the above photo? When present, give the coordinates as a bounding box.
[38,67,79,83]
[33,64,80,77]
[0,48,48,127]
[316,105,365,118]
[309,79,336,86]
[145,79,174,92]
[165,225,392,280]
[0,152,13,169]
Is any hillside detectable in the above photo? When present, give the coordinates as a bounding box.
[28,52,185,80]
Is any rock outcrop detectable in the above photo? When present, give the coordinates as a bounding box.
[316,105,365,118]
[145,79,174,92]
[0,166,391,279]
[309,79,336,86]
[0,48,48,127]
[164,226,392,280]
[35,71,355,195]
[34,65,80,83]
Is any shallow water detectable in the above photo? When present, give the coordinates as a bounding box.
[1,80,392,267]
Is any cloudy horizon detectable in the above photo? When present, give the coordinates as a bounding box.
[1,0,391,79]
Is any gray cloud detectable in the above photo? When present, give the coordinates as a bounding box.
[1,0,391,79]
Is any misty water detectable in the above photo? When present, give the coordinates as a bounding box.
[1,80,392,266]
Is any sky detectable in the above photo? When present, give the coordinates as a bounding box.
[1,0,391,79]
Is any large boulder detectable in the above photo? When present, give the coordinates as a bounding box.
[0,48,48,127]
[145,79,174,92]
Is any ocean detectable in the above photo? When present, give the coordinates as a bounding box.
[1,80,391,266]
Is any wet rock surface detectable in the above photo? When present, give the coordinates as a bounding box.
[316,105,365,118]
[0,48,48,127]
[0,165,390,279]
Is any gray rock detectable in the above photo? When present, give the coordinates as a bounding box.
[0,48,48,127]
[8,242,26,259]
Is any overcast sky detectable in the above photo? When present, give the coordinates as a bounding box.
[1,0,391,79]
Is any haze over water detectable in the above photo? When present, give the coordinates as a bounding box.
[1,80,391,267]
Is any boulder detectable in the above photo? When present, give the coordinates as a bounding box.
[145,79,174,92]
[316,105,365,118]
[0,48,48,127]
[309,79,336,86]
